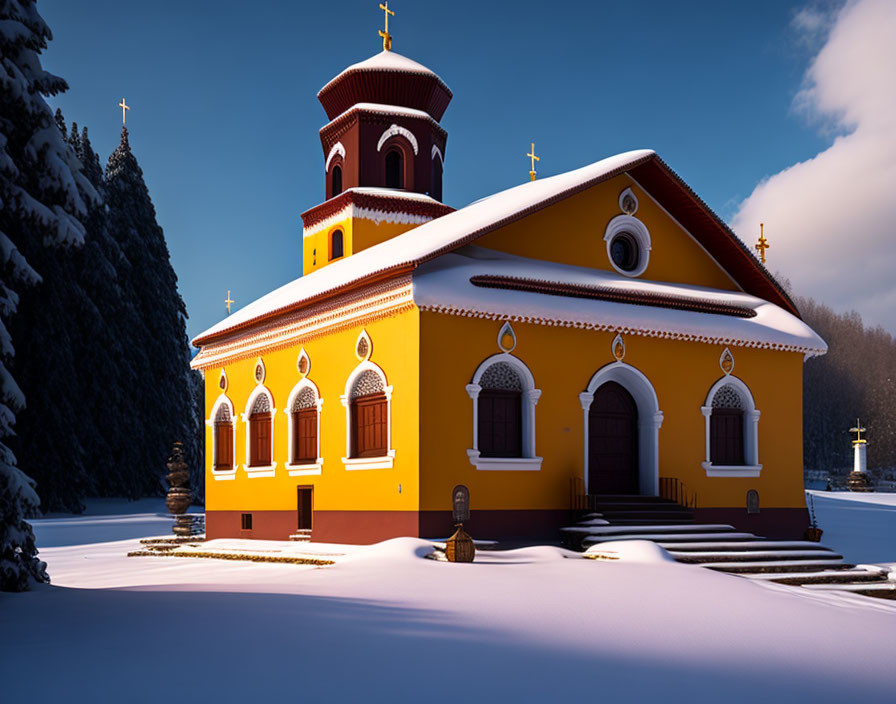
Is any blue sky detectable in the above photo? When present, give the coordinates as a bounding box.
[40,0,840,341]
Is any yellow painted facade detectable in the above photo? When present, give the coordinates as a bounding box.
[302,215,422,276]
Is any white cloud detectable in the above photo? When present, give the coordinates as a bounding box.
[731,0,896,331]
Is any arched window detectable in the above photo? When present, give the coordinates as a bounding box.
[213,402,234,472]
[330,229,344,260]
[246,391,274,470]
[289,385,320,468]
[385,148,403,189]
[701,376,761,477]
[331,164,342,197]
[466,354,542,471]
[340,362,395,469]
[431,156,442,201]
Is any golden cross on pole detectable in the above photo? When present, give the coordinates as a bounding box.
[755,222,770,264]
[526,142,540,181]
[225,290,234,315]
[850,418,867,444]
[118,98,130,126]
[379,2,395,51]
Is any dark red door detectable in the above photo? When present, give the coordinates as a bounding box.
[588,382,639,494]
[297,486,313,531]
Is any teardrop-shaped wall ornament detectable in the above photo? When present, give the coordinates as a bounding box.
[497,322,517,353]
[355,329,372,361]
[612,333,626,362]
[253,358,266,384]
[218,369,228,391]
[297,348,310,377]
[720,347,735,375]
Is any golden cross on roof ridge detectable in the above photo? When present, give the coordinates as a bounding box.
[755,222,770,264]
[527,142,540,181]
[850,418,867,444]
[379,2,395,51]
[118,98,130,126]
[225,290,234,315]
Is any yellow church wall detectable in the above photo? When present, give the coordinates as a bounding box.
[302,215,425,276]
[475,174,740,292]
[418,310,805,514]
[203,307,421,515]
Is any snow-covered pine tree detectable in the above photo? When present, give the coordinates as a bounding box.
[0,0,91,590]
[104,127,197,497]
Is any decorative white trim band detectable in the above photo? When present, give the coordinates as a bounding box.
[702,463,763,478]
[342,452,396,471]
[286,461,323,476]
[466,450,543,471]
[244,463,277,478]
[211,468,237,481]
[325,142,345,171]
[376,124,419,155]
[302,202,435,239]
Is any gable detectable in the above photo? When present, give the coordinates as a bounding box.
[475,173,741,293]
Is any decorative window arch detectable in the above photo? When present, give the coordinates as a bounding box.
[701,376,761,477]
[340,361,395,470]
[376,124,419,155]
[325,141,346,171]
[604,214,651,277]
[330,163,343,198]
[207,395,237,480]
[579,361,664,495]
[384,146,404,189]
[329,228,344,260]
[284,379,323,476]
[242,386,276,477]
[465,353,542,471]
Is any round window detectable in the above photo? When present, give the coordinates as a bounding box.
[610,232,639,272]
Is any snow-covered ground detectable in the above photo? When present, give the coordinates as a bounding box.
[808,490,896,564]
[2,496,895,703]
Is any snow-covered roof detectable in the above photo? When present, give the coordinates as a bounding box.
[413,248,828,356]
[194,150,656,344]
[341,187,441,203]
[327,102,436,124]
[319,51,445,95]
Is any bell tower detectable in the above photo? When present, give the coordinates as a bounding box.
[301,32,454,275]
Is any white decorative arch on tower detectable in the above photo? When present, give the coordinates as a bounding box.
[284,378,324,476]
[701,375,761,477]
[465,352,542,471]
[579,361,664,495]
[376,124,419,155]
[325,141,346,171]
[431,144,444,163]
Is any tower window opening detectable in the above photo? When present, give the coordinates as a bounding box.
[385,148,403,189]
[330,229,344,260]
[331,164,342,197]
[431,158,443,201]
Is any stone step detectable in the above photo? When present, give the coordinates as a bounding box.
[587,501,689,511]
[741,567,889,585]
[703,559,846,573]
[593,517,695,525]
[596,509,694,519]
[586,495,681,503]
[801,582,896,597]
[670,549,842,564]
[663,540,832,552]
[583,532,759,545]
[564,523,737,536]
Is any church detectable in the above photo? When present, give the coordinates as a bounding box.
[190,19,826,544]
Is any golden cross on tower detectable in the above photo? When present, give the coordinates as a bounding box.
[755,222,770,264]
[526,142,540,181]
[225,290,234,315]
[850,418,867,445]
[118,98,130,126]
[379,2,395,51]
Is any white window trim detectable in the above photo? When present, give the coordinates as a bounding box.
[207,394,237,481]
[241,385,277,478]
[284,379,324,476]
[325,141,345,172]
[340,360,395,469]
[604,214,651,277]
[376,124,419,155]
[701,375,762,478]
[466,353,542,471]
[431,144,444,163]
[579,361,664,495]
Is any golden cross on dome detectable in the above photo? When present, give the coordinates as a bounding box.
[850,419,867,444]
[527,142,540,181]
[118,98,130,126]
[225,290,234,315]
[755,222,770,264]
[379,2,395,51]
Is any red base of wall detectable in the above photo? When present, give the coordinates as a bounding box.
[694,507,810,540]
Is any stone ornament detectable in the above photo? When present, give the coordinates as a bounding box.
[254,357,266,384]
[720,347,734,375]
[165,442,202,537]
[355,329,372,361]
[218,369,227,391]
[612,333,626,362]
[618,187,639,215]
[297,348,310,377]
[497,321,517,353]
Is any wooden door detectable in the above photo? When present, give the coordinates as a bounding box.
[710,409,744,465]
[297,486,313,531]
[351,393,388,458]
[588,382,639,494]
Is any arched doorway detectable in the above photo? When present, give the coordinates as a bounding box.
[588,381,639,494]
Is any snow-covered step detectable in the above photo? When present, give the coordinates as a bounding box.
[583,532,758,545]
[664,541,831,552]
[801,582,896,595]
[563,523,737,535]
[703,558,845,573]
[741,567,889,584]
[670,549,842,564]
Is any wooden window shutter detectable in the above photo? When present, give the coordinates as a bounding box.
[250,413,272,467]
[351,393,388,458]
[215,422,233,469]
[478,390,522,458]
[710,409,745,466]
[292,409,318,464]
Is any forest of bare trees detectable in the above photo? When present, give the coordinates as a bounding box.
[799,296,896,482]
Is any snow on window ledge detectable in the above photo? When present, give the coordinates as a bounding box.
[244,463,277,478]
[702,462,762,478]
[286,461,323,476]
[342,451,396,471]
[211,467,237,481]
[467,450,542,471]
